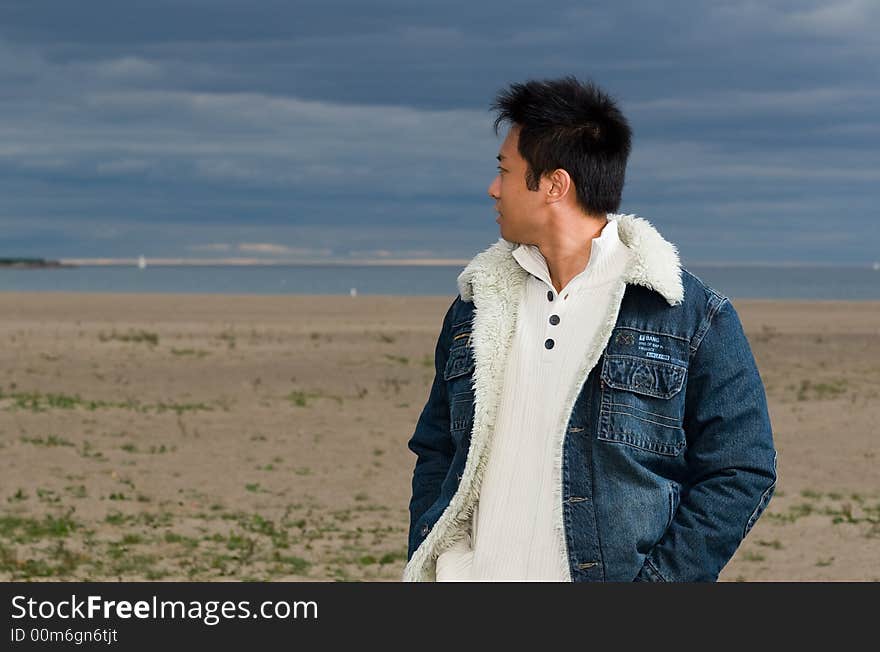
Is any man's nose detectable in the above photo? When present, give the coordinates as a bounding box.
[488,176,500,199]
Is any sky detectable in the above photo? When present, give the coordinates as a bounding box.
[0,0,878,266]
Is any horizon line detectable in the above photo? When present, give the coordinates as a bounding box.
[49,257,880,269]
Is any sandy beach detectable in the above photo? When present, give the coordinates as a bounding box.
[0,292,877,581]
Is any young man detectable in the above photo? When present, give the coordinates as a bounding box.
[404,76,777,582]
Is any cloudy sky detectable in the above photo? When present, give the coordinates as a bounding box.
[1,0,877,265]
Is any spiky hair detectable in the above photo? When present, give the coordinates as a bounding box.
[490,75,632,215]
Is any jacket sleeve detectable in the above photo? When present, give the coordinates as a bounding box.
[406,297,458,561]
[634,297,778,582]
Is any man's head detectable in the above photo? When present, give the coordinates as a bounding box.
[487,76,632,244]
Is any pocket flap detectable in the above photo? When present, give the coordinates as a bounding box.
[602,355,685,399]
[444,341,474,380]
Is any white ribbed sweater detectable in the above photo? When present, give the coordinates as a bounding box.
[435,217,632,581]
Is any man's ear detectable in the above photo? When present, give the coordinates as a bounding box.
[546,168,572,203]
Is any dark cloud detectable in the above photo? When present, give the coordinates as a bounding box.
[0,0,877,263]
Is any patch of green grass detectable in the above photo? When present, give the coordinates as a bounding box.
[795,378,847,401]
[104,510,173,528]
[1,388,218,415]
[379,550,408,565]
[145,568,170,579]
[238,514,289,549]
[331,509,353,523]
[79,440,106,461]
[222,533,257,565]
[741,551,765,562]
[0,540,88,579]
[384,354,409,365]
[225,533,255,552]
[164,531,200,548]
[99,329,159,346]
[3,390,108,412]
[816,556,834,567]
[36,488,61,504]
[286,389,342,407]
[824,503,870,525]
[19,434,74,447]
[765,502,815,524]
[0,512,78,543]
[121,443,138,453]
[755,539,784,550]
[65,484,87,498]
[170,348,210,358]
[287,391,311,407]
[109,553,160,575]
[105,512,127,525]
[7,488,28,502]
[152,400,216,415]
[271,552,311,574]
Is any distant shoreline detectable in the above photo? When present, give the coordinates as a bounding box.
[1,257,877,269]
[47,258,880,269]
[57,258,471,267]
[0,258,74,269]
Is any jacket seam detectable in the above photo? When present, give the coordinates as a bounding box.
[689,294,728,359]
[743,479,776,539]
[644,556,667,582]
[743,450,778,539]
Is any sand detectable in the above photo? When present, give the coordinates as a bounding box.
[0,292,877,581]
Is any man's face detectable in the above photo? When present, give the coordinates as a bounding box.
[487,124,549,244]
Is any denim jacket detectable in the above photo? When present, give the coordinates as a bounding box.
[404,213,777,582]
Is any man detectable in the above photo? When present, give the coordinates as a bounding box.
[404,76,777,582]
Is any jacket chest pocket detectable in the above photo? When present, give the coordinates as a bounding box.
[444,330,474,382]
[444,327,475,446]
[598,354,687,456]
[449,391,475,446]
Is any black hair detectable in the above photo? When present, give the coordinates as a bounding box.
[490,75,632,215]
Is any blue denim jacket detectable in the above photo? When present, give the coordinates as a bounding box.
[403,213,777,582]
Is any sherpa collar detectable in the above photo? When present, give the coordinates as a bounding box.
[456,213,684,307]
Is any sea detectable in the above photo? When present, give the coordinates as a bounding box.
[0,264,878,301]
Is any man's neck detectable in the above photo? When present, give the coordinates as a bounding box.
[537,217,609,294]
